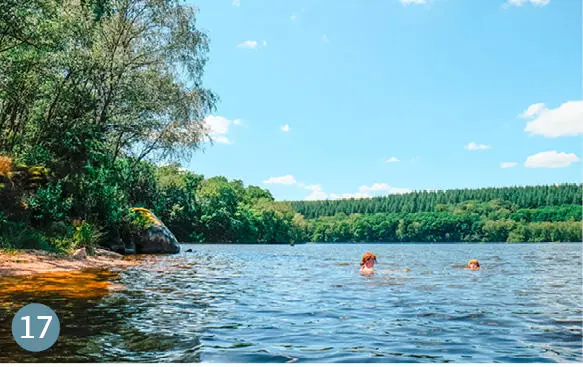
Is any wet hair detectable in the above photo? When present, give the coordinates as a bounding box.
[360,252,377,266]
[468,259,480,267]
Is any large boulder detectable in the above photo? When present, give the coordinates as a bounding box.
[128,208,180,254]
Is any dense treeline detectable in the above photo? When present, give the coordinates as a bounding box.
[150,164,307,244]
[304,200,582,243]
[289,184,582,219]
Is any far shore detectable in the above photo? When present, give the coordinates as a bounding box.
[0,249,136,277]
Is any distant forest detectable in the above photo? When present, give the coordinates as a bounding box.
[284,184,582,243]
[288,184,582,219]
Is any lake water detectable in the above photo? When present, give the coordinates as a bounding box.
[0,242,581,362]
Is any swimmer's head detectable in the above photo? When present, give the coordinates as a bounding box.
[360,252,377,267]
[468,259,480,270]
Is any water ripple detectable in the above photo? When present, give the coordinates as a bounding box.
[0,242,581,362]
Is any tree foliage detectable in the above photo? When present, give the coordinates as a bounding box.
[289,184,582,219]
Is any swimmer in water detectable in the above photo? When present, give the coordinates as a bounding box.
[467,259,480,271]
[360,252,377,275]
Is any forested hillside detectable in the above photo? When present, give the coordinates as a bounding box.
[289,184,582,219]
[289,185,582,243]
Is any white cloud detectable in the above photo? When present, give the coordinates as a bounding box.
[322,34,328,42]
[524,151,580,168]
[263,175,297,185]
[358,183,412,195]
[232,0,240,7]
[203,115,242,144]
[401,0,427,5]
[505,0,528,5]
[293,181,412,201]
[359,183,390,192]
[298,183,319,191]
[500,162,517,169]
[327,183,411,200]
[237,40,257,49]
[520,102,546,118]
[290,15,297,21]
[385,157,400,163]
[237,40,267,49]
[305,188,327,201]
[522,100,583,138]
[503,0,549,7]
[296,183,327,200]
[281,124,290,132]
[465,141,492,150]
[329,192,372,200]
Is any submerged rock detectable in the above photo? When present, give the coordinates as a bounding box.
[94,249,123,259]
[128,208,180,254]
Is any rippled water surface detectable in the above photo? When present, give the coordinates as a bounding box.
[0,242,581,362]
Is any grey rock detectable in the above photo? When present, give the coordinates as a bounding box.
[129,208,180,254]
[72,247,87,260]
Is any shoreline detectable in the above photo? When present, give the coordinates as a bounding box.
[0,249,136,277]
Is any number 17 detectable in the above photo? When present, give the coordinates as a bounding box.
[21,316,53,339]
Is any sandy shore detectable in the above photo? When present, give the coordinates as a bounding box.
[0,249,136,277]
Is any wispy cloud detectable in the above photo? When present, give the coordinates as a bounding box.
[290,15,297,21]
[326,183,411,200]
[329,192,371,200]
[263,175,297,185]
[465,142,492,151]
[237,40,267,49]
[520,102,546,118]
[265,177,412,201]
[500,162,517,169]
[281,124,290,132]
[321,34,328,42]
[358,183,412,195]
[232,0,240,7]
[400,0,427,5]
[385,157,400,163]
[503,0,550,8]
[237,40,257,49]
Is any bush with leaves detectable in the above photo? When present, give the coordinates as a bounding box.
[73,221,102,255]
[26,182,72,224]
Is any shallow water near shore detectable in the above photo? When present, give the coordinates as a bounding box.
[0,242,581,362]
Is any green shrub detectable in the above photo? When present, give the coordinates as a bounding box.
[0,221,53,251]
[48,236,76,254]
[73,221,102,255]
[26,182,72,223]
[126,209,153,231]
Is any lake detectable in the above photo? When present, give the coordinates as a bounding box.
[0,242,581,362]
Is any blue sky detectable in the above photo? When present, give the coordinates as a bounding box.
[184,0,581,201]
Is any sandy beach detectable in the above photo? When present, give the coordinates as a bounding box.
[0,249,135,277]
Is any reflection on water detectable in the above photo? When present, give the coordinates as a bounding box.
[0,242,581,362]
